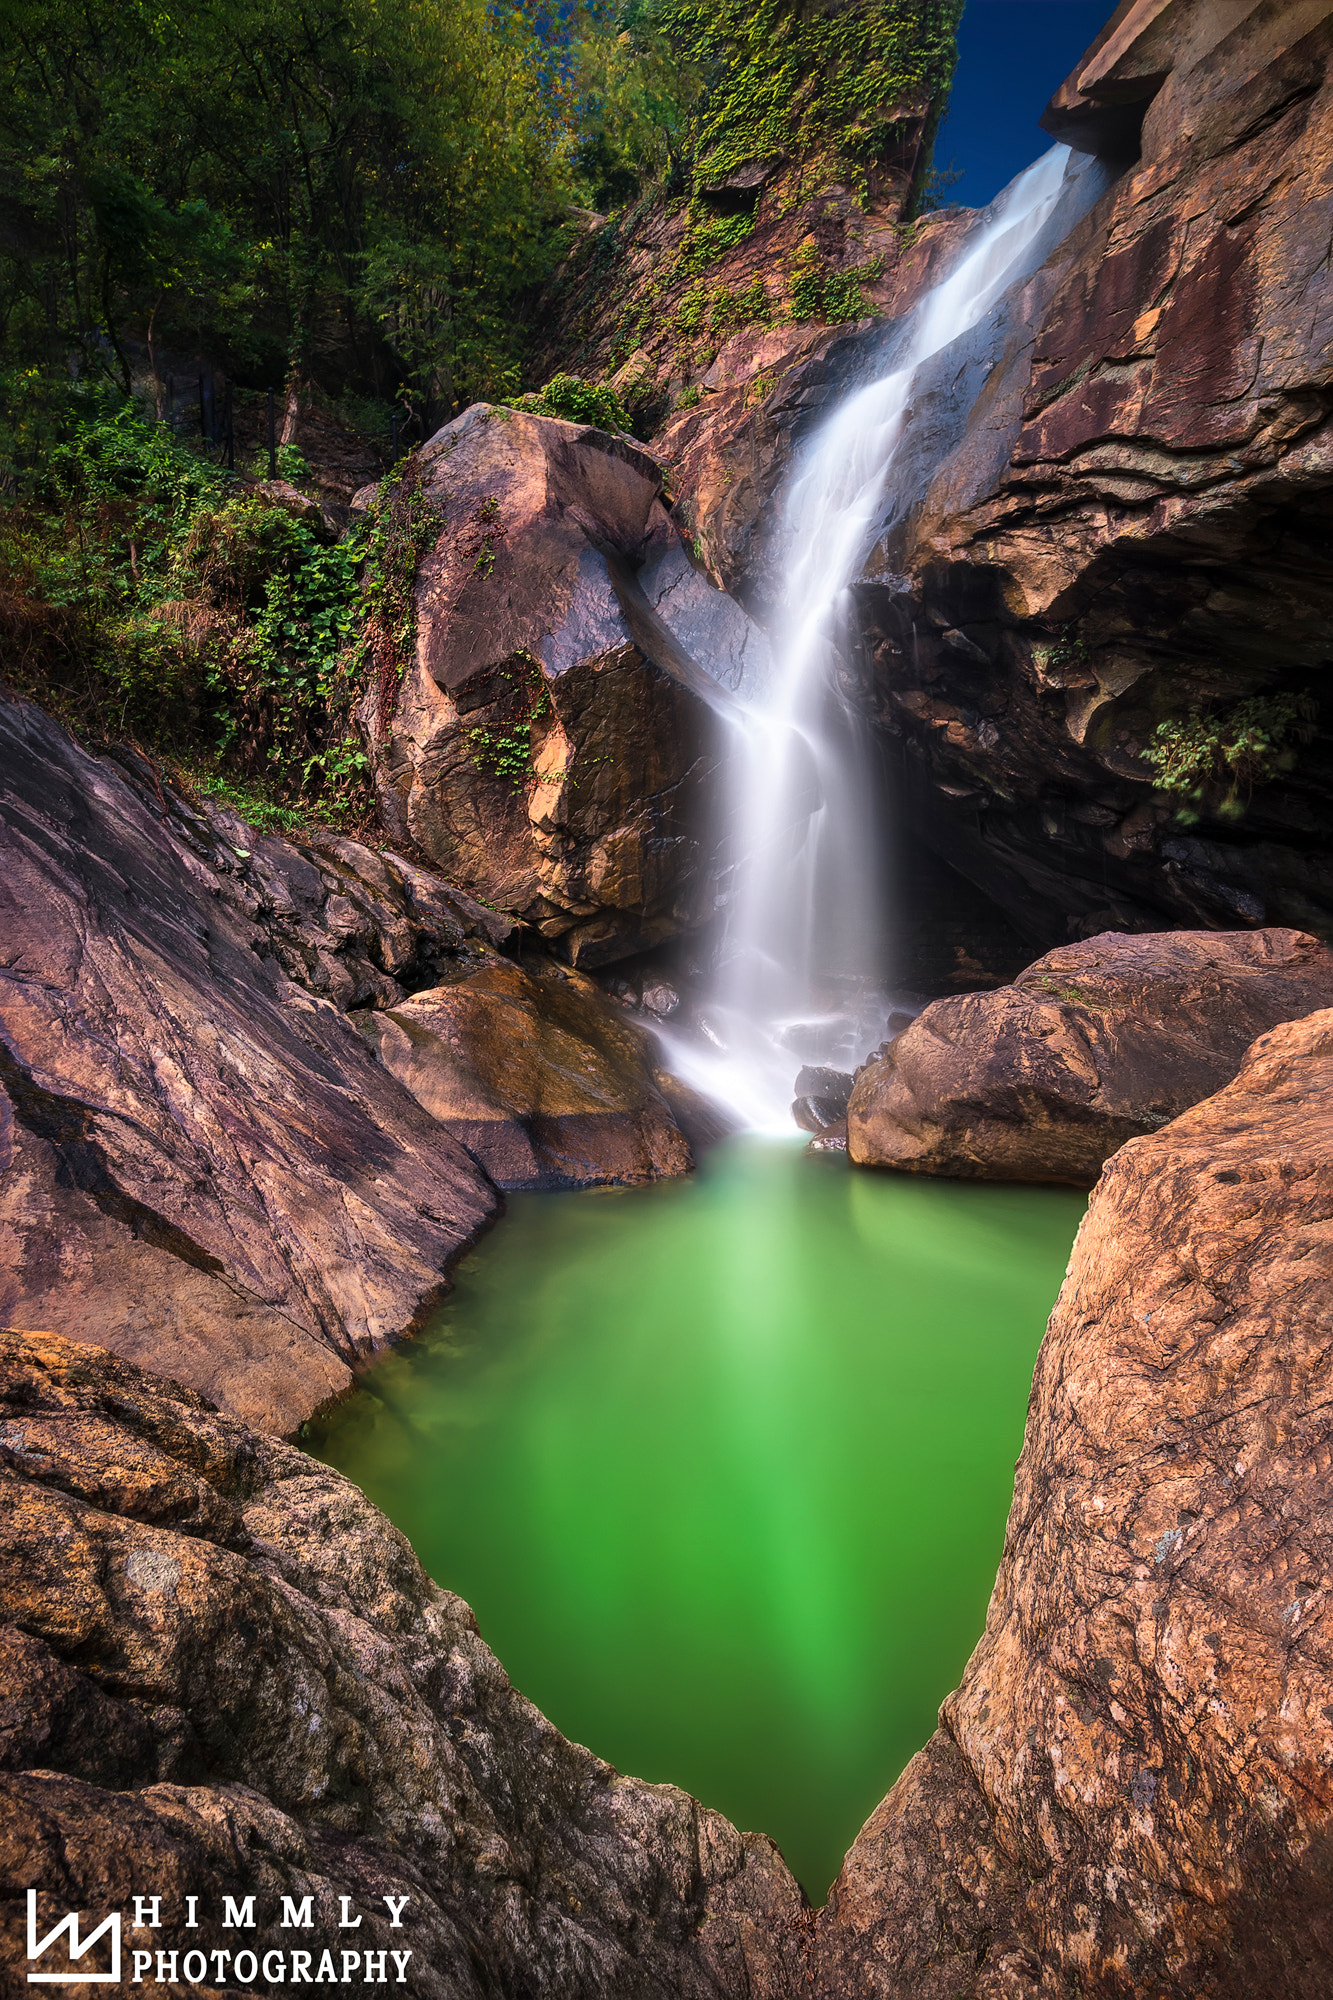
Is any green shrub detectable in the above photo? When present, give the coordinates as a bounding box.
[508,373,632,433]
[1141,694,1317,818]
[0,405,443,828]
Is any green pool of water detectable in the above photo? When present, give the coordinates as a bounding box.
[308,1137,1085,1899]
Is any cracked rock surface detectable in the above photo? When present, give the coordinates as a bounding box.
[820,1005,1333,1996]
[0,1327,805,1999]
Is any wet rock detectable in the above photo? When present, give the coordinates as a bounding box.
[0,696,498,1435]
[0,1327,805,1997]
[818,1004,1333,1995]
[367,405,733,968]
[640,980,681,1018]
[791,1066,854,1135]
[848,928,1333,1185]
[356,961,692,1190]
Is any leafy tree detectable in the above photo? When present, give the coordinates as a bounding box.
[0,0,576,437]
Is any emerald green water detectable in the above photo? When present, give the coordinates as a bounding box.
[309,1138,1084,1899]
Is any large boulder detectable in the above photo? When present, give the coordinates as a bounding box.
[0,696,499,1435]
[365,405,739,968]
[817,1006,1333,1995]
[0,1327,804,1997]
[848,928,1333,1184]
[357,960,692,1190]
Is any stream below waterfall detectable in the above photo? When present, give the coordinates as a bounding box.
[309,1143,1084,1898]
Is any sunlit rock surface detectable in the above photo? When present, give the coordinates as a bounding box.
[0,695,500,1434]
[357,959,692,1189]
[848,926,1333,1183]
[363,405,742,968]
[0,1328,805,1998]
[820,1005,1333,1995]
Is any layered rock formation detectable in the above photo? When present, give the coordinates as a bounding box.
[363,405,749,967]
[858,0,1333,945]
[849,926,1333,1183]
[0,694,693,1433]
[358,960,691,1190]
[0,696,497,1434]
[0,1327,803,1998]
[817,1004,1333,1997]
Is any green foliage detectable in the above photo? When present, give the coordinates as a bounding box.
[676,212,754,277]
[675,284,710,337]
[0,405,443,824]
[1141,695,1318,819]
[510,373,632,433]
[571,0,960,215]
[664,0,958,196]
[194,772,308,833]
[274,445,312,485]
[349,459,444,746]
[0,0,574,424]
[466,655,553,787]
[788,246,882,323]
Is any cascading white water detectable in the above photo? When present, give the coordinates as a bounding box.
[664,145,1082,1130]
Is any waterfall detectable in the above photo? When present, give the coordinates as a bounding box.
[664,145,1090,1131]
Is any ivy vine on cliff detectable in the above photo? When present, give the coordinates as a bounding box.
[574,0,962,212]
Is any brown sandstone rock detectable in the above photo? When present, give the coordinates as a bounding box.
[0,695,498,1435]
[819,1004,1333,1995]
[0,1327,804,1999]
[366,404,736,967]
[848,926,1333,1184]
[357,960,691,1189]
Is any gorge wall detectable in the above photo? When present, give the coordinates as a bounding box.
[7,1002,1333,1996]
[0,693,697,1436]
[591,0,1333,958]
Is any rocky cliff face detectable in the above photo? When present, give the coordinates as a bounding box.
[861,0,1333,949]
[0,694,694,1433]
[364,406,757,968]
[619,0,1333,955]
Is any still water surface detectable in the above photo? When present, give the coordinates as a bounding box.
[309,1138,1085,1898]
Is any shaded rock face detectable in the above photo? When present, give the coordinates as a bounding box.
[367,405,751,968]
[0,1328,804,2000]
[0,695,500,1435]
[357,960,691,1190]
[818,1005,1333,1997]
[857,3,1333,946]
[848,926,1333,1184]
[791,1066,853,1138]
